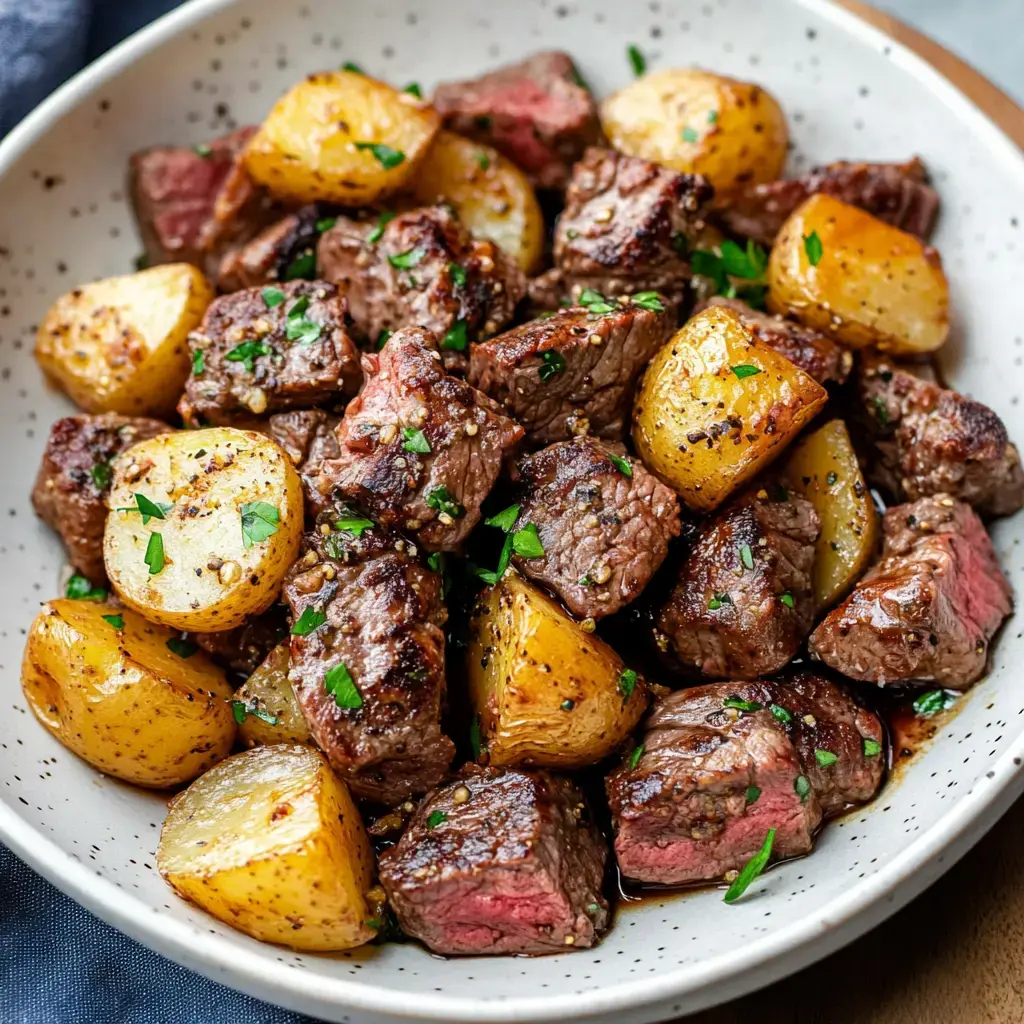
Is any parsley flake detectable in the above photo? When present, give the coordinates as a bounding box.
[90,461,112,491]
[144,532,165,575]
[225,339,272,373]
[66,575,106,601]
[724,695,763,713]
[426,486,464,519]
[335,514,374,537]
[803,230,824,267]
[708,592,732,611]
[427,810,447,829]
[403,82,422,97]
[873,395,890,426]
[618,668,638,702]
[629,744,645,769]
[475,150,490,171]
[166,637,197,658]
[794,775,811,803]
[402,427,431,454]
[292,606,327,636]
[230,700,279,726]
[681,126,699,143]
[723,828,775,904]
[448,262,467,287]
[815,749,838,767]
[192,349,205,375]
[913,690,956,718]
[780,592,795,609]
[746,785,761,805]
[354,141,406,170]
[707,109,719,124]
[325,662,362,709]
[441,319,468,351]
[376,329,392,350]
[102,613,124,629]
[608,453,633,477]
[283,250,316,281]
[770,704,792,724]
[469,714,484,759]
[731,364,762,380]
[316,216,337,233]
[193,143,212,158]
[740,544,754,570]
[512,523,545,558]
[485,505,520,532]
[863,738,882,757]
[240,501,280,548]
[627,44,646,76]
[285,317,322,346]
[341,61,364,74]
[117,493,173,525]
[367,211,395,244]
[389,247,425,270]
[629,291,665,313]
[261,286,285,308]
[539,350,566,381]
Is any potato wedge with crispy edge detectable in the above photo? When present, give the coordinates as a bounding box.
[233,643,311,748]
[22,600,235,787]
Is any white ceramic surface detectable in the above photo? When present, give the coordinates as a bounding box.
[1,1,1023,1021]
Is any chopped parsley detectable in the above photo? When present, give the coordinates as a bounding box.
[724,695,763,713]
[65,575,106,601]
[731,364,762,380]
[627,44,646,76]
[315,216,337,233]
[403,82,422,97]
[285,316,322,346]
[367,210,395,244]
[402,427,431,454]
[102,613,124,629]
[389,247,425,270]
[447,262,467,287]
[261,286,285,308]
[426,486,464,519]
[681,126,699,143]
[629,744,645,769]
[913,689,956,718]
[475,534,514,585]
[324,662,362,709]
[723,828,775,904]
[780,592,795,609]
[117,493,173,524]
[826,471,838,487]
[739,544,754,570]
[90,461,112,491]
[240,501,280,548]
[354,141,406,170]
[707,109,719,124]
[873,395,890,426]
[441,319,468,351]
[629,291,665,313]
[225,339,272,373]
[745,786,761,805]
[375,329,392,351]
[485,504,520,531]
[469,714,484,759]
[427,552,446,574]
[608,453,632,477]
[692,239,768,302]
[814,749,838,767]
[341,61,364,74]
[427,810,447,829]
[287,295,310,318]
[475,150,491,171]
[708,592,732,611]
[721,239,768,279]
[291,606,327,636]
[166,637,197,658]
[863,738,882,757]
[618,668,638,702]
[283,250,316,281]
[192,349,205,375]
[144,532,165,575]
[770,704,792,724]
[335,514,374,537]
[561,699,575,711]
[512,524,545,558]
[133,252,149,271]
[193,142,212,158]
[794,775,811,804]
[539,350,566,381]
[803,230,824,267]
[230,700,279,726]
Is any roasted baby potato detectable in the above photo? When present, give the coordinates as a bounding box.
[104,428,303,632]
[158,745,375,951]
[22,600,235,787]
[233,643,311,748]
[411,130,545,273]
[783,419,880,610]
[767,194,950,355]
[466,570,647,768]
[600,68,788,200]
[633,306,828,513]
[244,70,440,205]
[35,264,213,417]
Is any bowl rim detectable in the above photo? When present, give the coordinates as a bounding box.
[3,0,1024,1019]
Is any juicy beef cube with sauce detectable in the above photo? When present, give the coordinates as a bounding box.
[267,409,341,518]
[656,486,820,680]
[320,326,524,553]
[512,437,681,620]
[283,505,454,804]
[606,674,884,886]
[379,766,610,954]
[859,353,1024,517]
[528,147,714,308]
[717,157,940,247]
[178,281,361,426]
[431,51,603,191]
[810,495,1012,689]
[190,605,288,676]
[31,414,169,580]
[468,299,673,444]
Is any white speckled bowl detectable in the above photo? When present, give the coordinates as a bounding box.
[1,1,1023,1021]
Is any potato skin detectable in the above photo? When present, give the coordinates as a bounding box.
[22,600,235,787]
[233,643,311,748]
[600,68,787,200]
[633,306,828,513]
[466,570,647,769]
[783,419,880,610]
[411,130,545,274]
[158,745,375,951]
[244,70,439,205]
[767,194,950,355]
[35,264,213,417]
[104,428,303,632]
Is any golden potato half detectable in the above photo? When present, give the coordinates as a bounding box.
[22,600,235,787]
[767,193,950,355]
[233,643,311,748]
[159,745,375,951]
[466,570,647,769]
[244,70,440,205]
[600,68,788,200]
[35,264,213,417]
[632,305,828,513]
[104,427,303,632]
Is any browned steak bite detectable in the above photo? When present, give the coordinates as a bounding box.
[512,438,681,620]
[695,296,852,386]
[321,326,524,552]
[32,414,169,580]
[469,298,673,444]
[718,157,940,247]
[317,204,525,365]
[431,51,603,191]
[656,486,820,680]
[607,674,884,886]
[528,147,714,308]
[267,409,341,518]
[859,352,1024,517]
[810,495,1012,689]
[190,606,288,676]
[178,281,361,427]
[283,506,453,804]
[379,766,610,954]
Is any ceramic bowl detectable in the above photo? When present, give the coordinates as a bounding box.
[1,0,1023,1021]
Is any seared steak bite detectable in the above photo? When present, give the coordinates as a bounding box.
[379,766,610,954]
[656,486,820,680]
[322,326,524,552]
[810,495,1012,689]
[718,157,940,247]
[267,409,341,518]
[859,353,1024,517]
[512,438,681,620]
[191,606,288,676]
[32,414,169,580]
[431,51,603,191]
[283,505,454,804]
[468,299,673,444]
[695,296,852,386]
[607,675,883,886]
[178,281,361,426]
[528,147,714,308]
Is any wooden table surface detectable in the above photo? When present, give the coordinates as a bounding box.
[683,5,1024,1021]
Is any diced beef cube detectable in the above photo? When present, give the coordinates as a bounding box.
[190,605,288,676]
[267,409,341,518]
[656,487,820,680]
[859,352,1024,517]
[431,51,603,191]
[695,296,851,386]
[468,299,673,444]
[320,326,524,552]
[718,157,939,247]
[606,674,883,886]
[528,147,714,308]
[512,438,681,619]
[379,766,609,954]
[810,495,1013,689]
[317,204,525,367]
[31,414,169,580]
[178,281,361,426]
[283,505,454,803]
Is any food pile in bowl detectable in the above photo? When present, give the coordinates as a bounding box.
[21,48,1020,956]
